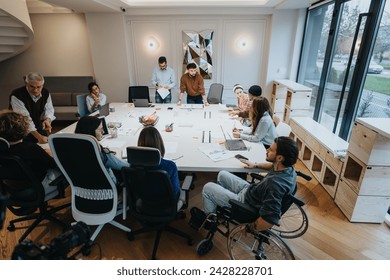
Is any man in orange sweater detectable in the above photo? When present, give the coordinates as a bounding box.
[177,63,209,106]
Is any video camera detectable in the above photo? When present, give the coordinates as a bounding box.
[12,221,91,260]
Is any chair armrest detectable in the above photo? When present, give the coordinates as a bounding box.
[49,174,67,186]
[181,175,193,191]
[49,174,68,198]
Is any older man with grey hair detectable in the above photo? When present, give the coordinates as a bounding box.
[9,72,55,144]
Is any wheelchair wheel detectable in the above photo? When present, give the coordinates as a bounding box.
[196,239,214,256]
[227,225,295,260]
[272,201,308,239]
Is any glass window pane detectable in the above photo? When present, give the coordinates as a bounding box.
[357,1,390,119]
[297,2,334,117]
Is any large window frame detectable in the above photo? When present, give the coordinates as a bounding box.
[297,0,386,140]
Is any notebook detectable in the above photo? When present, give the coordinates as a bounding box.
[220,125,247,151]
[98,103,110,117]
[133,99,152,107]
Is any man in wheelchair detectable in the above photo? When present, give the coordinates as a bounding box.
[189,136,299,258]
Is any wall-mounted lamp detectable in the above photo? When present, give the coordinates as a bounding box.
[235,36,250,52]
[147,36,160,51]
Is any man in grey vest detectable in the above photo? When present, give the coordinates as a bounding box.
[9,72,55,144]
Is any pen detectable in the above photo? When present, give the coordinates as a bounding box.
[202,130,205,143]
[209,130,211,143]
[172,155,184,161]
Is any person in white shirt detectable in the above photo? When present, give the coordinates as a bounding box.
[86,82,107,113]
[151,56,176,103]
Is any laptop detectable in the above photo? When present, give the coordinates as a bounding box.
[98,103,110,117]
[133,99,152,107]
[98,116,110,140]
[220,125,247,151]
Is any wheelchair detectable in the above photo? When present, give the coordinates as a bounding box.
[189,170,311,259]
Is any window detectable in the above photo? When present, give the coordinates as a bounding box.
[297,0,388,140]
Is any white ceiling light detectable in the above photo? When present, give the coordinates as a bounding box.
[121,0,269,7]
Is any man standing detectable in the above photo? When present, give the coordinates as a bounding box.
[178,63,208,106]
[9,72,55,144]
[151,56,176,103]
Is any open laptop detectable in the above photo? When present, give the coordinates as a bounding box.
[220,125,247,151]
[97,116,110,140]
[133,99,153,107]
[98,103,110,117]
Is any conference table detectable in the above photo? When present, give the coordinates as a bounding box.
[57,103,267,173]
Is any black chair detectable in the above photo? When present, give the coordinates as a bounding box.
[207,83,224,104]
[0,137,70,243]
[121,146,194,259]
[128,86,150,103]
[49,133,131,249]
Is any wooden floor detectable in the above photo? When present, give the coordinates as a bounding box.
[1,160,389,260]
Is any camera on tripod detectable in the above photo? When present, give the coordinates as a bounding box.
[12,221,91,260]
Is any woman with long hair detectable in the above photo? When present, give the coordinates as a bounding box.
[233,97,277,149]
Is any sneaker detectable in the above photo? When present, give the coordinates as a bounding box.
[189,207,207,230]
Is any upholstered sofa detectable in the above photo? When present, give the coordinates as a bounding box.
[44,76,94,121]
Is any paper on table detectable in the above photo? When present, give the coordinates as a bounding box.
[157,88,170,100]
[198,144,234,162]
[164,141,178,154]
[100,139,126,148]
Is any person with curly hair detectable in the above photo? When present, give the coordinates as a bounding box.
[0,110,61,194]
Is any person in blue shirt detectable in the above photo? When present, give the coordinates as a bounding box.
[137,126,180,199]
[74,116,128,183]
[151,56,176,103]
[232,97,277,149]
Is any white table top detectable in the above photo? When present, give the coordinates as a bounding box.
[274,79,312,92]
[57,103,267,172]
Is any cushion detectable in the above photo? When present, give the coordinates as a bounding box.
[51,92,72,106]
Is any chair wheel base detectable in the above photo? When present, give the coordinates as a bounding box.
[187,239,195,246]
[81,241,93,256]
[7,224,15,231]
[127,232,135,241]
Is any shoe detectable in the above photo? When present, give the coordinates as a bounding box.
[189,207,207,230]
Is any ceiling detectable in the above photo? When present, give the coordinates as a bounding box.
[27,0,319,13]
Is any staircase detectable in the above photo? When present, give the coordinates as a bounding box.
[0,0,34,62]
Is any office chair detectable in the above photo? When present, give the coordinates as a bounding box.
[0,137,70,243]
[128,86,150,103]
[76,94,89,118]
[121,146,194,259]
[49,134,131,250]
[207,83,224,104]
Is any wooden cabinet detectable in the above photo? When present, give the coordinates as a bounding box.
[336,118,390,223]
[290,117,348,199]
[271,79,312,123]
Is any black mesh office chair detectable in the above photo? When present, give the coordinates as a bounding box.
[121,146,194,259]
[207,83,224,104]
[128,86,150,103]
[0,137,70,243]
[49,134,131,250]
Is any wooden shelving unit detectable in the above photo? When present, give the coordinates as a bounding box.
[290,117,348,199]
[271,79,312,122]
[335,118,390,223]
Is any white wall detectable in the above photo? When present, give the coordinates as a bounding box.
[0,13,94,109]
[0,8,306,109]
